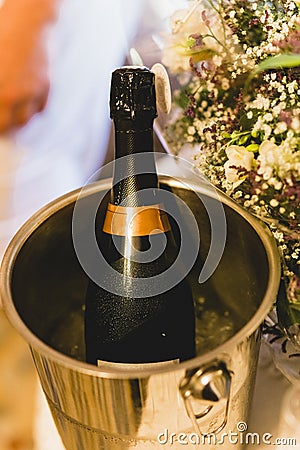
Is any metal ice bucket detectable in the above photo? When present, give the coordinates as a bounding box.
[1,175,280,449]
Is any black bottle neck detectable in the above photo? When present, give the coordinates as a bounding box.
[111,117,158,207]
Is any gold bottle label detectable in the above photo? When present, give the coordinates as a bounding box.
[102,203,171,237]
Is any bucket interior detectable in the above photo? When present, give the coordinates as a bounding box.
[11,178,270,362]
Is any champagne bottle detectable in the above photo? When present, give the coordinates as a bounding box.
[85,66,195,365]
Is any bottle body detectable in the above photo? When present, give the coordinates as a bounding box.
[85,248,195,364]
[84,67,195,365]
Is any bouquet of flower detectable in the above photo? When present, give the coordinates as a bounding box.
[160,0,300,345]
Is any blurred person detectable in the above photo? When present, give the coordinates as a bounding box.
[0,1,144,448]
[0,0,54,132]
[0,0,145,256]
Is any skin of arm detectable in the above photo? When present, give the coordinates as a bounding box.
[0,0,61,131]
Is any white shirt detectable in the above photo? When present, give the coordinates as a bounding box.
[0,0,144,258]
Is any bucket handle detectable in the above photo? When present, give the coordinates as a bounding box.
[179,360,232,435]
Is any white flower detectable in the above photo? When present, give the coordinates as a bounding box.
[263,113,273,122]
[257,141,280,178]
[162,6,227,73]
[224,145,255,185]
[252,94,270,110]
[287,81,297,94]
[188,126,196,135]
[213,55,223,67]
[221,78,230,90]
[257,140,300,180]
[274,122,288,134]
[292,117,300,130]
[262,124,272,139]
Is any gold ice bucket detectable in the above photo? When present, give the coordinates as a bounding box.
[1,174,280,449]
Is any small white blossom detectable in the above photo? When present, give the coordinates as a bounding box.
[188,126,196,135]
[264,113,273,122]
[221,78,230,90]
[292,117,300,130]
[279,92,287,101]
[274,122,288,134]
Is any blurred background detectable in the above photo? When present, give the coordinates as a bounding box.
[0,1,294,449]
[0,1,173,448]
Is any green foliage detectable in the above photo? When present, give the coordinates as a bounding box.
[246,54,300,88]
